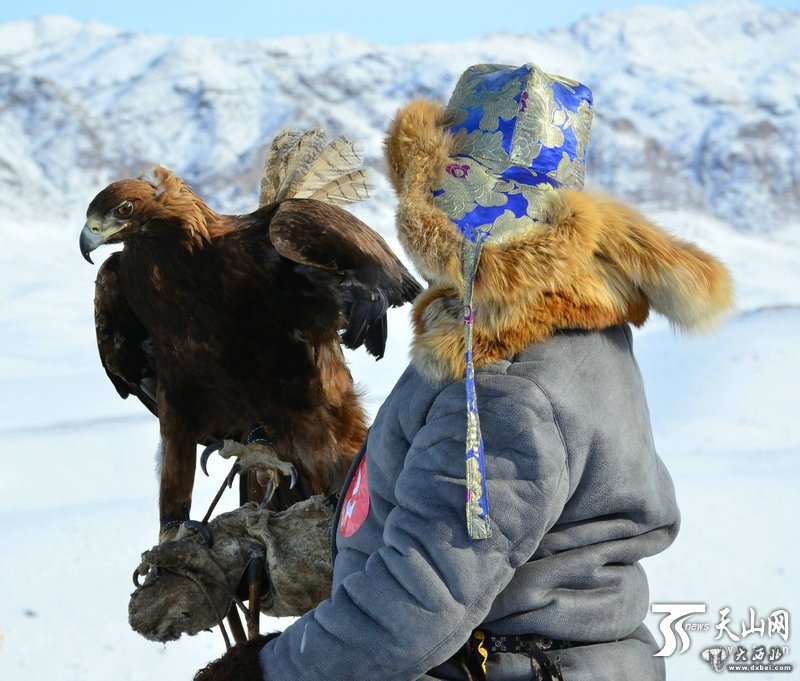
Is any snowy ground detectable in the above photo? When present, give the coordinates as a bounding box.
[1,201,798,680]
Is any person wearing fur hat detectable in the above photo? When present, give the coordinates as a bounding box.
[195,63,732,681]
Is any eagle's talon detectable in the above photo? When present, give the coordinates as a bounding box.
[260,480,276,508]
[226,462,241,489]
[200,441,224,476]
[199,438,297,506]
[133,564,147,587]
[258,463,296,506]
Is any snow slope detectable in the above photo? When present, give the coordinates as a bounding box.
[1,2,799,679]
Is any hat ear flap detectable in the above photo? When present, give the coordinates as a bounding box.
[596,197,734,331]
[384,99,450,194]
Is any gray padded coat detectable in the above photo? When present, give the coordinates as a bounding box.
[260,325,680,680]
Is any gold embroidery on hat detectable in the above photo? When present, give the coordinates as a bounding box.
[475,77,526,130]
[450,129,511,170]
[473,209,536,243]
[566,99,594,161]
[432,160,508,221]
[447,64,499,125]
[520,183,556,222]
[449,72,526,132]
[548,151,585,188]
[510,66,590,167]
[513,82,564,164]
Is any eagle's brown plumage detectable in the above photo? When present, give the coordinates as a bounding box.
[82,164,420,533]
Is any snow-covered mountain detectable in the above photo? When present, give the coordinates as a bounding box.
[0,0,797,232]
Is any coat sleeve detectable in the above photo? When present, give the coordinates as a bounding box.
[259,373,570,681]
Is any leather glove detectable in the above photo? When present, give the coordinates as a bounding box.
[194,632,280,681]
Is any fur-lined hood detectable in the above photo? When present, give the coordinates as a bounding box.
[384,99,734,383]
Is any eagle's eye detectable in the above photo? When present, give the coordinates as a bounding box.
[115,202,134,218]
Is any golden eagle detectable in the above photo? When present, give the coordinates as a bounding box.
[80,131,420,537]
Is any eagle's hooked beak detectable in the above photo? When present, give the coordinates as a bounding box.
[80,222,100,264]
[80,216,120,264]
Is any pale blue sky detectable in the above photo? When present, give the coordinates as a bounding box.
[1,0,797,44]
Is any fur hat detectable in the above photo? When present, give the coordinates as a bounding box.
[385,63,734,539]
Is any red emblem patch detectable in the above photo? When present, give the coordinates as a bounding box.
[340,456,369,538]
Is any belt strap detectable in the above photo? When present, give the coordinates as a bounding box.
[458,630,569,681]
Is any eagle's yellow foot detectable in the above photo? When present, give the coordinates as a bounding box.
[200,439,297,505]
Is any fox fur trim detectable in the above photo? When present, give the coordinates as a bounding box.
[385,99,734,382]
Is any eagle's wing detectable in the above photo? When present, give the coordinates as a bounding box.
[269,198,422,358]
[95,252,158,416]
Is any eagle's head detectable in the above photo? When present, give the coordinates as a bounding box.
[80,165,215,264]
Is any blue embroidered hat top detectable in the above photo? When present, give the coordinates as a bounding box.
[433,62,593,243]
[431,63,593,540]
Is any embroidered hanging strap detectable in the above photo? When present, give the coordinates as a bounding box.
[462,238,491,540]
[429,63,594,541]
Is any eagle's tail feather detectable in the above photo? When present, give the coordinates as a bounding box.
[258,129,303,207]
[303,169,371,206]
